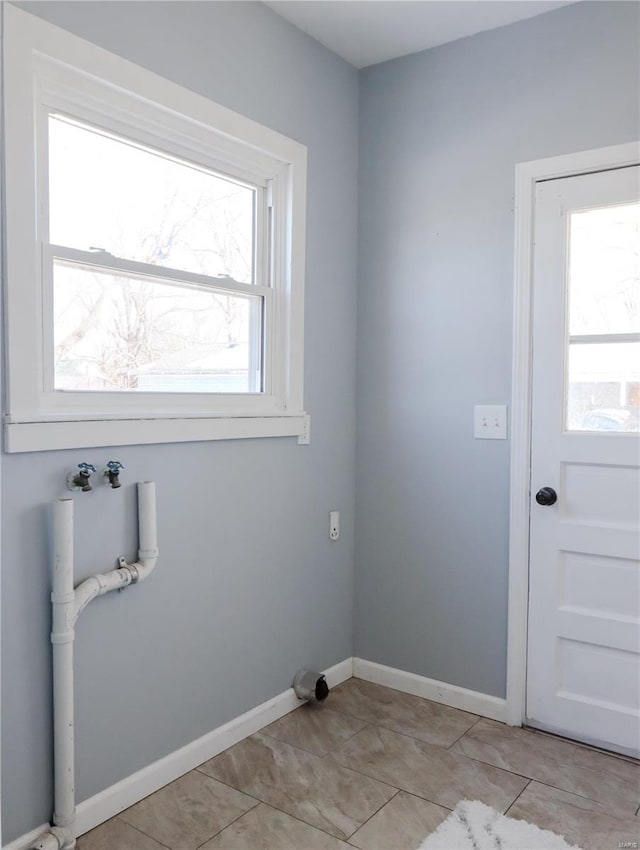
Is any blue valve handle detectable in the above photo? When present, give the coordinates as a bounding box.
[106,461,124,472]
[77,463,96,474]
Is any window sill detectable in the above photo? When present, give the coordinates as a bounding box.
[4,413,310,453]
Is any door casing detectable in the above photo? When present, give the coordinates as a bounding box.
[506,140,640,728]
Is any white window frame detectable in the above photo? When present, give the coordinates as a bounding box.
[3,6,309,452]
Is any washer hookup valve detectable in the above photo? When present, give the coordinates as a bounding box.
[66,462,96,492]
[104,461,124,489]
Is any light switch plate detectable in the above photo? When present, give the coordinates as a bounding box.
[474,405,508,439]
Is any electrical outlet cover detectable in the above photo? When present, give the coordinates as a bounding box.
[329,510,340,541]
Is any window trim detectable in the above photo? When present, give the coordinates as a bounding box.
[3,5,308,452]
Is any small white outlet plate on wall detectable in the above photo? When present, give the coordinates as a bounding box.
[329,511,340,541]
[474,405,508,439]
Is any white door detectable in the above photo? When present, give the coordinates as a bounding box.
[527,165,640,757]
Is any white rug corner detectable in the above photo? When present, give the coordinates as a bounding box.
[417,799,582,850]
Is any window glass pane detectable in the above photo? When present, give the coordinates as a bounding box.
[568,203,640,335]
[49,115,256,283]
[54,260,262,393]
[567,342,640,431]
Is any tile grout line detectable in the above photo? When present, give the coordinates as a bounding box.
[314,710,488,754]
[445,715,484,751]
[446,727,639,811]
[111,815,174,850]
[344,788,401,845]
[207,691,497,765]
[193,767,266,806]
[328,680,481,737]
[503,779,532,817]
[204,729,626,834]
[329,722,535,785]
[323,734,457,814]
[368,720,484,753]
[447,753,538,782]
[527,726,640,766]
[197,724,402,794]
[444,744,639,818]
[297,691,379,727]
[259,731,343,761]
[194,679,495,771]
[529,779,640,819]
[260,722,370,761]
[251,800,377,844]
[195,787,394,847]
[193,766,397,844]
[320,721,374,759]
[329,755,455,813]
[191,797,262,850]
[335,685,482,723]
[192,724,418,842]
[316,702,378,728]
[115,770,261,850]
[437,738,561,784]
[318,681,385,728]
[526,726,640,773]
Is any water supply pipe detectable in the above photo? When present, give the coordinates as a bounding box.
[31,482,159,850]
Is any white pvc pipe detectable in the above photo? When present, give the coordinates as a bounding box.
[138,481,157,557]
[72,482,158,623]
[50,500,75,840]
[32,484,159,850]
[73,570,132,623]
[135,482,159,582]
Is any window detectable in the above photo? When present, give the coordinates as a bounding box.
[3,6,308,452]
[566,202,640,432]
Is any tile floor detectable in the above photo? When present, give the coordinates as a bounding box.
[78,679,640,850]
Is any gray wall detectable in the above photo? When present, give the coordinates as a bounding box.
[355,1,640,697]
[1,2,358,841]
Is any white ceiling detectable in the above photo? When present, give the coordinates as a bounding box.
[265,1,576,68]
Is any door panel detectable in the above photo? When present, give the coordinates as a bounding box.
[559,552,639,619]
[562,463,638,524]
[527,165,640,757]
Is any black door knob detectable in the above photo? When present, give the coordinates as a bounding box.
[535,487,557,506]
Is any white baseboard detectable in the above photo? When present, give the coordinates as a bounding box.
[3,658,352,850]
[353,658,507,723]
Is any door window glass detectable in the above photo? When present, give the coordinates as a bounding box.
[566,202,639,431]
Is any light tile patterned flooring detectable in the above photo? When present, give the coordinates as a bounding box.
[79,679,640,850]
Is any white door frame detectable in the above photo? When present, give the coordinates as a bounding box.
[506,140,640,727]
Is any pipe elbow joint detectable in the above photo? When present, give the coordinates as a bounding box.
[138,548,159,563]
[134,550,159,582]
[30,826,75,849]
